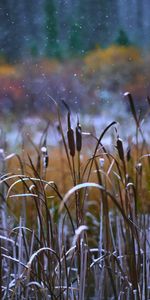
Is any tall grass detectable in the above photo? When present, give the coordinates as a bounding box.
[0,93,150,299]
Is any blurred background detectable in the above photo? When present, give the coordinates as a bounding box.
[0,0,150,149]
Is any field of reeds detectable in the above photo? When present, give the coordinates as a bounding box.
[0,92,150,300]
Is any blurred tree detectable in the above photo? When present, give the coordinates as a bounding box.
[0,0,45,62]
[115,29,131,46]
[0,0,150,61]
[45,0,60,57]
[0,0,24,61]
[30,41,38,57]
[73,0,119,52]
[69,23,83,55]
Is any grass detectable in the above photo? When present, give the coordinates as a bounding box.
[0,93,150,299]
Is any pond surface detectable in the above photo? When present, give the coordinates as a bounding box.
[1,96,149,154]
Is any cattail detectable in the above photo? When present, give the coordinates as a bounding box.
[147,96,150,107]
[116,138,124,161]
[41,146,49,168]
[126,147,131,162]
[136,162,142,175]
[62,100,75,157]
[99,157,105,168]
[67,112,75,157]
[124,92,139,127]
[76,118,82,152]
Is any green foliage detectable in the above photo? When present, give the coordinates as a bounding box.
[30,41,38,57]
[0,50,6,63]
[69,22,84,55]
[45,0,60,57]
[115,29,131,46]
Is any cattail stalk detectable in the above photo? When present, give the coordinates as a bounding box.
[76,118,82,183]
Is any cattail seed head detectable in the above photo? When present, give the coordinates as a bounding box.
[67,111,75,157]
[116,138,124,161]
[99,157,105,168]
[136,162,142,175]
[43,153,49,168]
[76,122,82,152]
[41,146,49,168]
[126,147,131,162]
[67,128,75,157]
[124,92,139,127]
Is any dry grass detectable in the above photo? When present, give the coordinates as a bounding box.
[0,93,150,299]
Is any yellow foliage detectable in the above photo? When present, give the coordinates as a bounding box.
[84,45,141,73]
[0,59,60,79]
[39,58,61,74]
[0,64,18,77]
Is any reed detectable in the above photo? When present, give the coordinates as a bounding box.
[0,93,150,299]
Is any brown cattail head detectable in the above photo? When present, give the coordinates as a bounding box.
[124,92,139,127]
[67,111,71,130]
[147,96,150,107]
[136,162,142,175]
[67,112,75,157]
[67,128,75,157]
[116,138,124,161]
[41,146,49,168]
[62,100,75,157]
[126,147,131,162]
[76,118,82,152]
